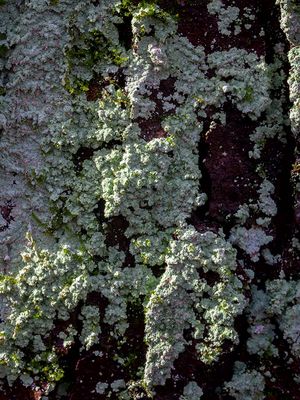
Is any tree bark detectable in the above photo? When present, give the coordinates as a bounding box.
[0,1,299,399]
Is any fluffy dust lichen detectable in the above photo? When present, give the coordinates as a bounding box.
[144,227,245,386]
[0,0,299,398]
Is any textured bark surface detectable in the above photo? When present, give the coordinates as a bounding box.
[0,0,299,399]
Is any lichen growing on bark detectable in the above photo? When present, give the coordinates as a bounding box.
[0,0,299,399]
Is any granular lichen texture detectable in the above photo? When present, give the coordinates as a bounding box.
[0,0,299,399]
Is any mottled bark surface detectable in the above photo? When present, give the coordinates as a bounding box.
[0,0,299,399]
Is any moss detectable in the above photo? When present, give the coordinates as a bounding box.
[64,29,128,95]
[26,356,64,384]
[243,86,254,102]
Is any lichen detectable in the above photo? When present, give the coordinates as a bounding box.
[229,226,273,262]
[207,0,240,36]
[224,362,265,400]
[144,227,245,387]
[180,381,203,400]
[246,278,300,363]
[0,0,298,398]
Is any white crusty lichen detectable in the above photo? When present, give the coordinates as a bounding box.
[247,279,300,360]
[277,0,300,46]
[248,48,289,160]
[224,362,265,400]
[257,179,278,217]
[95,381,109,394]
[0,0,73,267]
[229,226,273,262]
[79,305,101,350]
[233,178,277,227]
[246,286,278,357]
[207,0,240,36]
[207,49,271,119]
[144,226,246,387]
[0,0,294,397]
[278,0,300,224]
[266,279,300,358]
[180,381,203,400]
[0,233,94,383]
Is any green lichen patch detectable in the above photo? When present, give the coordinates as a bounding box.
[0,0,298,398]
[144,227,246,387]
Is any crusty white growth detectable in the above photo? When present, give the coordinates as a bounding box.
[0,0,297,398]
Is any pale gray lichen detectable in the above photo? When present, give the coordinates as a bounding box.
[0,0,72,267]
[207,49,271,119]
[224,362,265,400]
[257,179,278,217]
[111,379,126,392]
[248,49,289,160]
[233,178,278,228]
[234,204,251,224]
[277,0,300,46]
[266,279,300,358]
[207,0,240,36]
[247,279,300,360]
[249,99,288,160]
[229,226,273,262]
[180,381,203,400]
[79,305,101,350]
[0,233,94,384]
[144,226,246,387]
[0,0,296,397]
[95,381,109,394]
[278,0,300,229]
[246,286,278,357]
